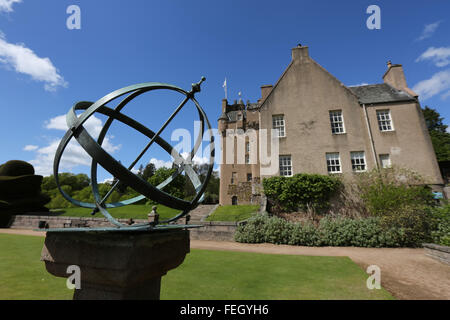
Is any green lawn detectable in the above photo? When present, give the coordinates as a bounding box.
[50,204,179,220]
[206,205,259,222]
[0,234,393,300]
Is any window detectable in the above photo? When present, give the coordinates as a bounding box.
[272,115,286,137]
[247,173,252,182]
[350,151,366,172]
[232,196,238,205]
[329,110,345,134]
[245,154,250,164]
[237,113,242,121]
[231,172,237,184]
[246,142,250,153]
[379,154,391,168]
[326,153,341,173]
[279,155,292,176]
[376,110,394,131]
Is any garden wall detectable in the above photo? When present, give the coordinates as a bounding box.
[423,243,450,265]
[7,215,238,242]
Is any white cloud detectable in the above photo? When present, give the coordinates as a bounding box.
[23,144,38,151]
[180,152,209,166]
[28,115,121,176]
[416,47,450,67]
[0,0,21,13]
[348,82,369,87]
[44,115,103,138]
[412,69,450,100]
[0,32,67,91]
[149,158,173,170]
[417,21,442,41]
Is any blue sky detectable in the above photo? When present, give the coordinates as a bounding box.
[0,0,449,181]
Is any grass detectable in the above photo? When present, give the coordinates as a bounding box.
[0,234,393,300]
[206,205,259,222]
[50,204,180,220]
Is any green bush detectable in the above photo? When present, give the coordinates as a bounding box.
[352,167,435,245]
[288,222,321,246]
[234,214,269,243]
[356,166,434,216]
[263,174,341,213]
[430,204,450,246]
[235,214,413,247]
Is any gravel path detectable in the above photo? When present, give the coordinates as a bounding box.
[1,228,449,300]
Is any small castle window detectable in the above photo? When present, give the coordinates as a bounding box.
[379,154,391,168]
[326,153,341,173]
[329,110,345,134]
[376,110,394,131]
[272,115,286,137]
[279,155,292,176]
[351,151,366,172]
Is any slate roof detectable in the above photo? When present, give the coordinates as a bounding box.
[247,103,260,110]
[349,83,416,104]
[226,110,243,122]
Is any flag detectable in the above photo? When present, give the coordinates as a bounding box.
[222,78,227,99]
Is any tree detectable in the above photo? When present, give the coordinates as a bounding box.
[422,106,450,161]
[148,167,185,199]
[142,163,156,181]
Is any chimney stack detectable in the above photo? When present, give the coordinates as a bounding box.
[221,99,228,113]
[383,62,407,90]
[383,61,418,97]
[261,85,273,100]
[291,45,309,61]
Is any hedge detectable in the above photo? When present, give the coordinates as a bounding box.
[235,213,420,248]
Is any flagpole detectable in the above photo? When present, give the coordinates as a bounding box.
[223,78,227,100]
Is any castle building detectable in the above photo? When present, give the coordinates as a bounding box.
[218,46,444,205]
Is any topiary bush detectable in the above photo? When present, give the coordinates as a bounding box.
[263,173,341,213]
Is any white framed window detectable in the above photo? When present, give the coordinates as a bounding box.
[279,155,293,176]
[272,115,286,138]
[376,110,394,131]
[329,110,345,134]
[379,154,391,168]
[326,153,341,173]
[350,151,366,172]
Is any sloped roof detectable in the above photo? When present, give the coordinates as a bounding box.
[226,110,244,122]
[349,83,416,104]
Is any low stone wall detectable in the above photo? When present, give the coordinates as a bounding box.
[423,243,450,265]
[190,221,238,242]
[8,215,238,242]
[8,214,146,230]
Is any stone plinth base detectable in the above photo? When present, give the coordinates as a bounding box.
[41,229,190,300]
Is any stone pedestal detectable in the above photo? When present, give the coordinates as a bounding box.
[40,229,190,300]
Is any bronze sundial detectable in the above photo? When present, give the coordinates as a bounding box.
[50,77,214,232]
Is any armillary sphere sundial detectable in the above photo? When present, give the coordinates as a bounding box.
[49,77,214,232]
